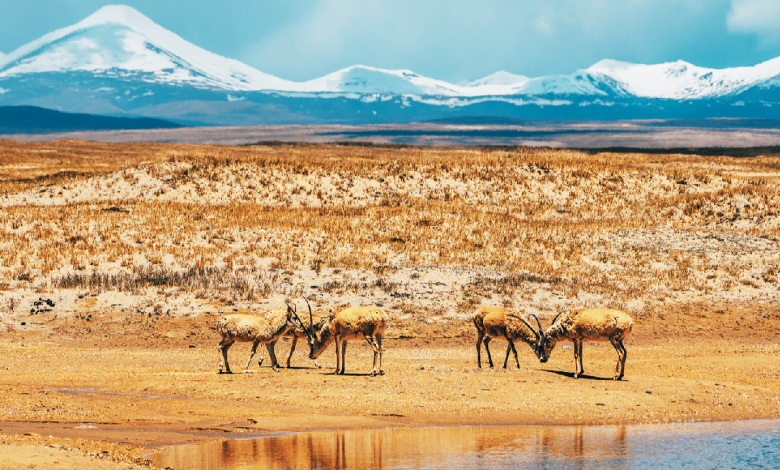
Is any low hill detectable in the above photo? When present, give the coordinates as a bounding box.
[0,106,182,134]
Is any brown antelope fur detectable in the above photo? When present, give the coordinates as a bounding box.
[216,305,299,373]
[536,308,633,380]
[473,306,542,369]
[294,305,388,376]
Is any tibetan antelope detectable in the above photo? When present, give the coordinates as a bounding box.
[534,308,633,380]
[216,303,302,373]
[293,300,387,376]
[473,306,543,368]
[278,308,323,369]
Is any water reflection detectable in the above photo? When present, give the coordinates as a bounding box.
[152,420,780,469]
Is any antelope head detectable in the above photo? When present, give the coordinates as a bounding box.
[507,313,545,360]
[535,311,566,362]
[535,336,553,363]
[300,297,334,360]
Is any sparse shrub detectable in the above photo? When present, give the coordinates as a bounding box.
[0,140,778,307]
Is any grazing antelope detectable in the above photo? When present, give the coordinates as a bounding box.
[473,306,542,368]
[278,309,323,369]
[293,300,387,376]
[216,303,302,373]
[534,308,633,380]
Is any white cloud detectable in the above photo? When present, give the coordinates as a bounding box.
[534,15,555,36]
[727,0,780,45]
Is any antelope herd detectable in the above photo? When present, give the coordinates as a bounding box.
[217,298,634,380]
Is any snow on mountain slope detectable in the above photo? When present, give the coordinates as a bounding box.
[588,58,780,99]
[514,70,627,97]
[297,65,465,96]
[462,71,530,95]
[0,5,295,91]
[1,4,780,102]
[294,66,612,98]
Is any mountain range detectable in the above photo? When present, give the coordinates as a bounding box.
[1,4,779,127]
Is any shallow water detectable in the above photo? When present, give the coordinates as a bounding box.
[151,419,780,469]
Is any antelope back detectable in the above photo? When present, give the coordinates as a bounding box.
[568,309,634,341]
[474,306,510,337]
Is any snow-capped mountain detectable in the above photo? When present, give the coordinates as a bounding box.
[0,5,622,99]
[0,4,779,126]
[467,71,529,87]
[588,58,780,100]
[0,5,294,91]
[297,66,537,97]
[297,65,465,96]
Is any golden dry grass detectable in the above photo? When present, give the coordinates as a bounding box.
[0,140,779,317]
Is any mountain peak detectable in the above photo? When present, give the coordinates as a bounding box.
[588,58,696,73]
[587,59,631,73]
[585,58,780,99]
[467,71,529,87]
[81,4,153,28]
[0,4,293,91]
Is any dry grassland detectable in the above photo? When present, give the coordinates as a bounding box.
[0,139,779,321]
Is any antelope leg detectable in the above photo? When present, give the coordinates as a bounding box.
[509,340,520,369]
[476,331,485,368]
[340,341,348,375]
[483,337,494,368]
[611,338,627,380]
[287,336,297,368]
[218,339,234,374]
[333,336,341,375]
[377,334,384,376]
[502,343,510,369]
[244,340,260,372]
[619,340,627,380]
[573,340,581,378]
[266,341,280,373]
[364,333,379,376]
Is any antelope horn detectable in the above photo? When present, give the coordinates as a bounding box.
[507,314,540,340]
[529,313,543,335]
[287,301,311,339]
[303,296,314,338]
[551,310,565,326]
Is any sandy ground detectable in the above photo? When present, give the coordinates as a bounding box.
[0,303,778,468]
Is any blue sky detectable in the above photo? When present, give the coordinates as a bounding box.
[1,0,780,82]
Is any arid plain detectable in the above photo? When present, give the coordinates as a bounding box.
[0,139,779,469]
